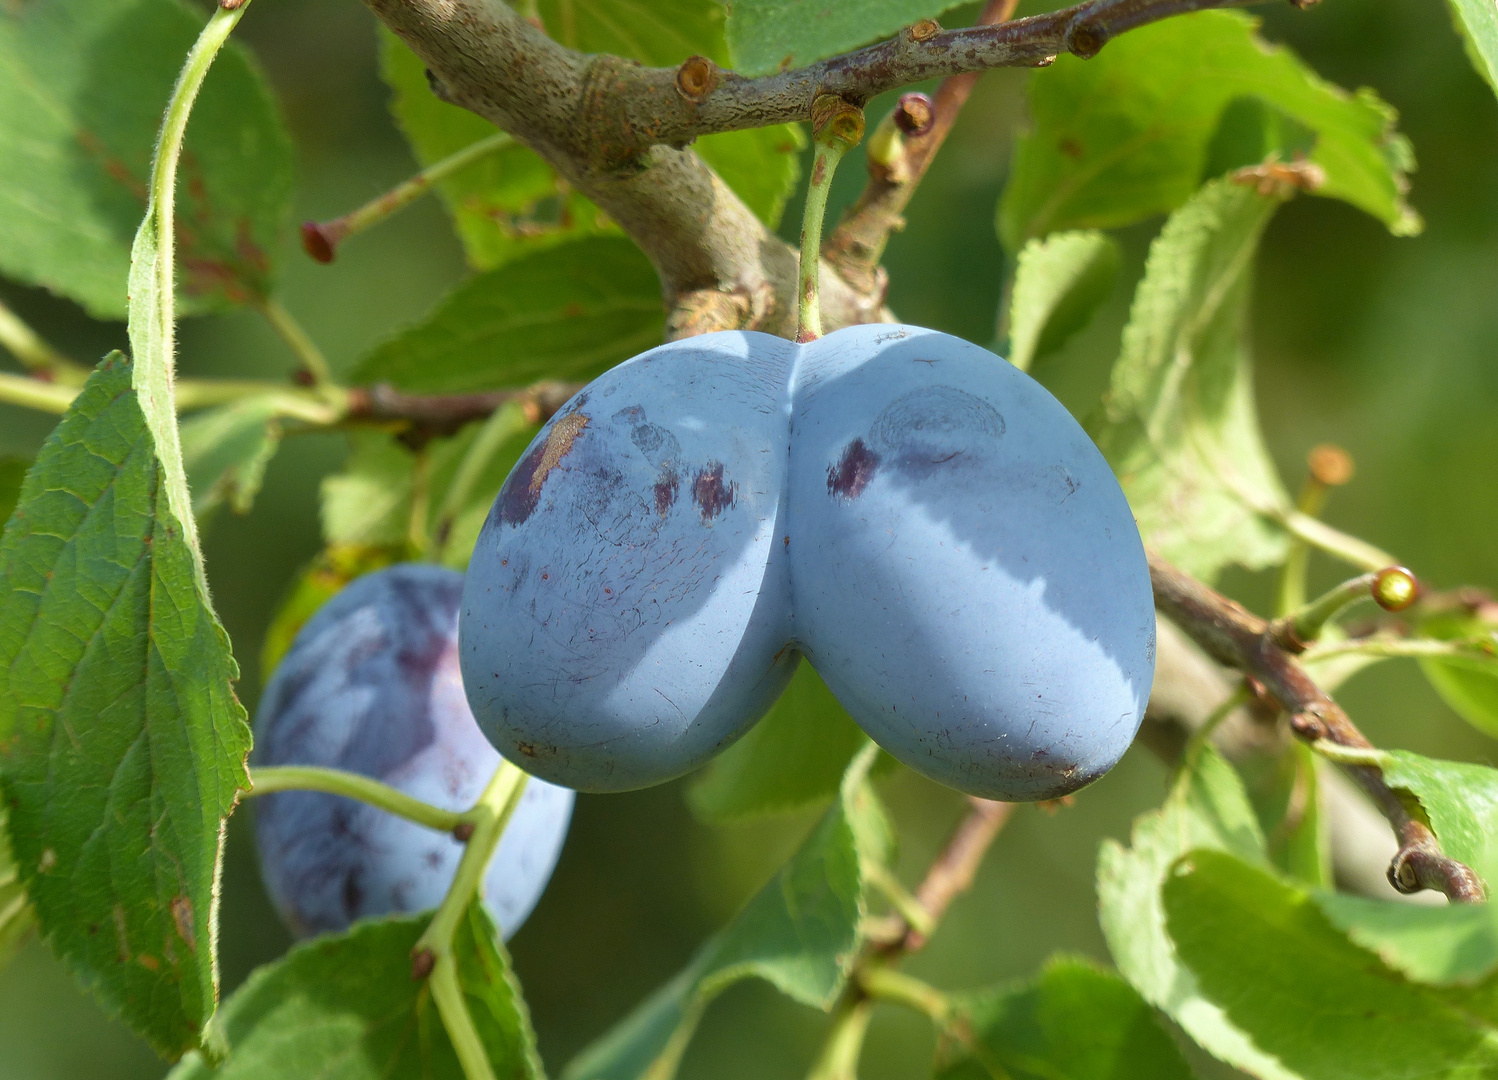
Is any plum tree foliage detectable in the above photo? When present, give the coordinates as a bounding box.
[0,0,1497,1078]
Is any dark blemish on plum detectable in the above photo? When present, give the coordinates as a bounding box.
[342,871,364,917]
[691,461,737,521]
[827,438,881,499]
[654,465,679,516]
[495,412,590,526]
[517,741,537,757]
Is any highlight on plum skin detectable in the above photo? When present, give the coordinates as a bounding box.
[252,563,573,940]
[460,323,1156,802]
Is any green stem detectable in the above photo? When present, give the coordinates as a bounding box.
[0,301,88,385]
[805,996,873,1080]
[0,372,77,414]
[0,371,341,424]
[1275,509,1397,573]
[1279,572,1377,646]
[245,765,465,833]
[864,863,935,939]
[257,297,340,392]
[306,132,513,260]
[417,760,527,952]
[175,380,342,424]
[1301,637,1493,663]
[140,0,251,393]
[1309,741,1386,768]
[857,967,952,1025]
[796,137,851,343]
[411,762,527,1080]
[428,952,497,1080]
[1276,477,1330,616]
[435,401,529,552]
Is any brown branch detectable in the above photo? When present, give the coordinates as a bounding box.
[359,0,1281,338]
[824,0,1019,294]
[1148,550,1485,902]
[880,797,1014,955]
[344,379,579,441]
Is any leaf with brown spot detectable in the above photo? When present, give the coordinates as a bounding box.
[0,0,293,318]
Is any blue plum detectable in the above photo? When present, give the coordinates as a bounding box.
[254,563,573,939]
[461,324,1155,800]
[460,336,800,791]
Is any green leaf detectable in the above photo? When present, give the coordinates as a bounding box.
[1418,609,1498,738]
[1164,850,1498,1076]
[998,10,1419,250]
[320,432,417,549]
[181,399,282,518]
[725,0,966,75]
[1092,178,1292,582]
[0,0,293,318]
[1448,0,1498,94]
[935,956,1193,1080]
[1004,230,1121,373]
[688,659,872,821]
[564,747,891,1080]
[1315,891,1498,986]
[319,418,536,561]
[379,28,589,270]
[168,905,543,1079]
[0,801,35,971]
[353,236,665,394]
[1096,746,1294,1080]
[0,354,251,1058]
[0,455,27,526]
[1379,749,1498,871]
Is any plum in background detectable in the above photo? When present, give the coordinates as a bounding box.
[253,563,573,939]
[461,324,1155,801]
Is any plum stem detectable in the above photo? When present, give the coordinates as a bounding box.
[797,97,864,343]
[803,996,873,1080]
[300,131,513,264]
[412,760,530,1080]
[245,765,466,832]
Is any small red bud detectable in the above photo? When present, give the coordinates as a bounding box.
[300,221,337,264]
[291,368,316,387]
[411,947,436,981]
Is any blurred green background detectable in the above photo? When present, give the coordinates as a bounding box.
[1,0,1495,1077]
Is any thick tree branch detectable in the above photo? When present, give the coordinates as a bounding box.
[1149,550,1485,902]
[358,0,1276,337]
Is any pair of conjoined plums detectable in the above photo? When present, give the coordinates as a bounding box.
[255,325,1154,939]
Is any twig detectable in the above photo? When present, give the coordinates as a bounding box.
[824,0,1019,294]
[359,0,1283,337]
[344,380,577,439]
[301,131,514,263]
[877,797,1014,954]
[1148,549,1485,902]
